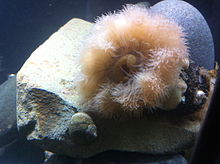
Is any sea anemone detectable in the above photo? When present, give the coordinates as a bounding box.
[78,4,189,117]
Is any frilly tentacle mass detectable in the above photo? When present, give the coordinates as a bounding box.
[78,4,189,117]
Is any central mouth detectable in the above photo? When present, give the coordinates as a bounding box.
[110,51,151,83]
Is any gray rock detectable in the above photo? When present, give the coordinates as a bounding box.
[0,76,18,147]
[44,152,188,164]
[146,155,188,164]
[150,0,215,69]
[0,77,44,163]
[0,139,44,164]
[16,18,203,158]
[44,154,80,164]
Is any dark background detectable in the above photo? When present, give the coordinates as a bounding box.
[0,0,219,84]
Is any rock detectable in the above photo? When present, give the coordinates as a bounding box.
[86,152,189,164]
[150,0,215,70]
[44,152,188,164]
[0,139,44,164]
[0,76,18,147]
[16,18,205,158]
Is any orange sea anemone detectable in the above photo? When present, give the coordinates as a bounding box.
[78,4,189,117]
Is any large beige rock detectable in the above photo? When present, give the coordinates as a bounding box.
[17,18,203,158]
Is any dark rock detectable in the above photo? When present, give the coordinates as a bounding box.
[82,151,189,164]
[44,154,80,164]
[44,151,189,164]
[0,139,44,164]
[151,0,215,70]
[0,76,18,147]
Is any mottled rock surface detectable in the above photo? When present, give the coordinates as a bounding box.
[0,76,18,146]
[16,18,205,158]
[151,0,215,69]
